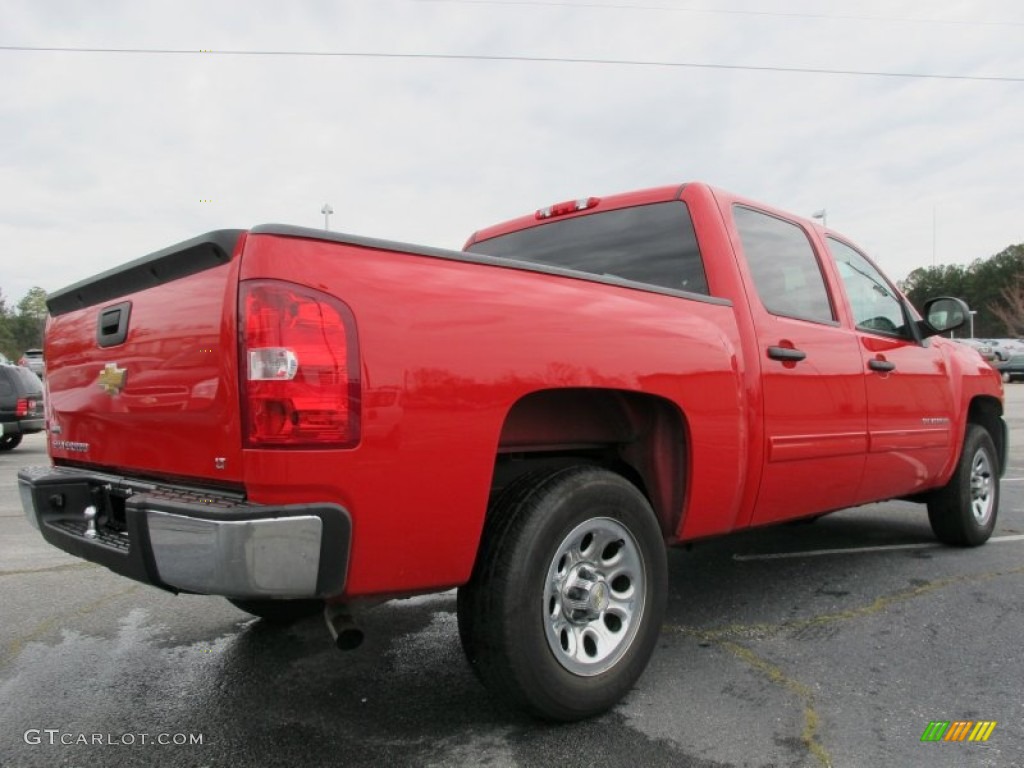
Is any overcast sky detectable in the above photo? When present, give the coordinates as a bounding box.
[1,0,1021,306]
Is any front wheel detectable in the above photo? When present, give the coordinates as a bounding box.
[927,424,999,546]
[457,466,667,721]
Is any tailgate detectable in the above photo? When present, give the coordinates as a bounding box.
[44,230,246,486]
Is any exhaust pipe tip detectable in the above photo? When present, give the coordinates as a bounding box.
[334,627,364,651]
[324,604,364,651]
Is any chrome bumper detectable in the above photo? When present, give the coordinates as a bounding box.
[147,511,323,598]
[18,466,350,599]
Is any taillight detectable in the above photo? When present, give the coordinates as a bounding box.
[239,280,360,448]
[15,398,29,417]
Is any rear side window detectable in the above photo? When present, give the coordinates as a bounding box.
[0,371,13,397]
[733,206,835,324]
[466,202,709,295]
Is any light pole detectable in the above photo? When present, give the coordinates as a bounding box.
[321,203,334,231]
[969,310,977,339]
[812,209,827,228]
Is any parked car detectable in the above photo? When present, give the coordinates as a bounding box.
[995,354,1024,383]
[0,363,45,450]
[983,342,1007,361]
[953,338,997,362]
[18,348,45,377]
[986,339,1024,362]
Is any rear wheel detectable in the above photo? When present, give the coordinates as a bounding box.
[457,466,667,721]
[227,598,323,624]
[927,424,999,546]
[0,434,23,451]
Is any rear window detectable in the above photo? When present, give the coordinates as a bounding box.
[3,365,43,394]
[466,202,709,295]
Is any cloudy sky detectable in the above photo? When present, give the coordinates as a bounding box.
[1,0,1021,306]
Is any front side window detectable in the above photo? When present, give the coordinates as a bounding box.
[466,202,709,295]
[829,238,909,337]
[733,206,834,324]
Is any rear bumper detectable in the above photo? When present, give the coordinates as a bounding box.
[1,418,44,435]
[18,466,350,599]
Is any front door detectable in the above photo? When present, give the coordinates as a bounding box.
[828,237,956,501]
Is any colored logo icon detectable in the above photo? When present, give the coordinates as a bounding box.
[921,721,996,742]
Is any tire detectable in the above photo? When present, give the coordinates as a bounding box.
[927,424,999,547]
[0,434,23,451]
[227,598,323,624]
[457,466,667,721]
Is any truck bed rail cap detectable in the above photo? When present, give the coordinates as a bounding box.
[47,229,244,316]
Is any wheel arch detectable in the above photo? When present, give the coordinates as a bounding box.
[491,387,689,539]
[967,395,1006,476]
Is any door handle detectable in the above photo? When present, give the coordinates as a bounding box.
[868,359,895,372]
[767,346,807,362]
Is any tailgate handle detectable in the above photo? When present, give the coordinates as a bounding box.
[97,301,132,348]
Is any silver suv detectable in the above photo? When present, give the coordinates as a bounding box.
[18,349,45,377]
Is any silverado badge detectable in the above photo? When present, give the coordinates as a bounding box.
[97,363,127,395]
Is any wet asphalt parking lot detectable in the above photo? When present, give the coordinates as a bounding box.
[2,388,1023,768]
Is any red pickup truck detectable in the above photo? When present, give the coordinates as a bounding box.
[19,182,1005,721]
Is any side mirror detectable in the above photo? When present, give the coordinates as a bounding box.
[919,296,969,338]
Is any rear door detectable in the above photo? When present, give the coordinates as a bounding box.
[729,205,868,525]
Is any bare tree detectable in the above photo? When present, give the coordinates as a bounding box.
[989,277,1024,337]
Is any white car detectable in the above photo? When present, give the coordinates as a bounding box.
[986,339,1024,362]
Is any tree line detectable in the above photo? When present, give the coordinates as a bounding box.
[899,244,1024,339]
[0,286,47,362]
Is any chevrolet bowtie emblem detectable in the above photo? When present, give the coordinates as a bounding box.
[97,363,127,395]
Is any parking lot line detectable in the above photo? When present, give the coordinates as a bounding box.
[733,534,1024,562]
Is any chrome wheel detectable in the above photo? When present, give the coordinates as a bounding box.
[970,449,994,525]
[544,517,646,676]
[928,424,999,547]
